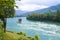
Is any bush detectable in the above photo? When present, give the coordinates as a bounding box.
[17,32,26,36]
[34,35,40,40]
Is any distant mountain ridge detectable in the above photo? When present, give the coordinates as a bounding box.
[15,4,60,17]
[34,4,60,13]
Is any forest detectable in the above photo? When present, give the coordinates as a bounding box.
[27,10,60,22]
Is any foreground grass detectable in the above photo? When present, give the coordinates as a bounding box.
[1,31,40,40]
[3,32,19,40]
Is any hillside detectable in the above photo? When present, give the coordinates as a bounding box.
[34,4,60,13]
[15,4,60,17]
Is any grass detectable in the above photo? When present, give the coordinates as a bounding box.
[0,22,40,40]
[3,32,33,40]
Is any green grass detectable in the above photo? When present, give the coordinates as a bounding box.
[2,32,40,40]
[0,21,40,40]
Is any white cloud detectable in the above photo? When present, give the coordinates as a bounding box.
[15,0,60,11]
[16,0,60,6]
[15,4,48,11]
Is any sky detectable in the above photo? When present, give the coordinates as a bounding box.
[15,0,60,12]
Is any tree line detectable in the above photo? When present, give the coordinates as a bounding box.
[26,10,60,22]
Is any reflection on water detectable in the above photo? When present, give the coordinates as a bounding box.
[7,17,60,40]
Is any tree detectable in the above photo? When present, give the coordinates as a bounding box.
[56,10,60,21]
[0,0,16,32]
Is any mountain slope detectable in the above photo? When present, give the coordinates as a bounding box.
[34,4,60,13]
[15,4,60,17]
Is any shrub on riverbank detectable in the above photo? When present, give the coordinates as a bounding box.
[26,10,60,22]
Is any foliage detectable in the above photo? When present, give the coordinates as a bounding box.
[26,10,60,22]
[17,32,26,36]
[0,21,4,40]
[34,35,40,40]
[56,10,60,21]
[0,0,15,18]
[0,0,16,32]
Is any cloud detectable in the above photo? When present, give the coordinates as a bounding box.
[15,4,48,11]
[15,0,60,11]
[27,0,60,6]
[16,0,60,6]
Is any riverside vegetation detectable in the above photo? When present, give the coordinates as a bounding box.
[0,0,40,40]
[27,10,60,22]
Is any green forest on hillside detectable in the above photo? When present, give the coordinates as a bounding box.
[27,10,60,22]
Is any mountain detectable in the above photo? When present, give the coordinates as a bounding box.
[34,4,60,13]
[15,4,60,17]
[15,10,32,17]
[15,10,27,16]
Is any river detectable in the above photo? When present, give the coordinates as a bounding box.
[6,17,60,40]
